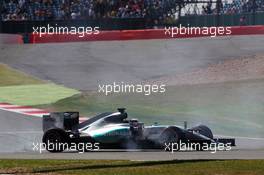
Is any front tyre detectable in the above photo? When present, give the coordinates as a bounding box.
[159,128,179,150]
[190,125,213,139]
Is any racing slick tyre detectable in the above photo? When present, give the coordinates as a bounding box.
[159,128,180,150]
[190,125,213,139]
[42,129,69,153]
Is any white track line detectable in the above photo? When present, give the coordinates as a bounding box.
[215,135,264,140]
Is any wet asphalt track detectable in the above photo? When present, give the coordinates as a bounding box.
[1,34,264,159]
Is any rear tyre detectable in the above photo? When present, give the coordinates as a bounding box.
[42,130,68,153]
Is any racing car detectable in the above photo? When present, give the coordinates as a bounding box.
[42,108,235,152]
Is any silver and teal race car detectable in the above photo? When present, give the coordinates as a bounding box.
[42,108,235,152]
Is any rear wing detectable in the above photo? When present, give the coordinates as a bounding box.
[43,112,79,132]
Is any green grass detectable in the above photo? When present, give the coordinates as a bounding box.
[38,79,264,138]
[0,64,80,105]
[0,64,42,86]
[0,84,79,105]
[0,159,263,175]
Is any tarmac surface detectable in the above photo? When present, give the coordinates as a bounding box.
[0,150,264,161]
[0,109,42,153]
[1,35,264,90]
